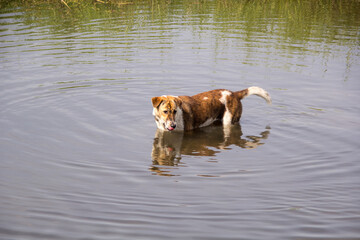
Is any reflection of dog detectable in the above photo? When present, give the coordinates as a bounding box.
[151,124,270,168]
[151,87,271,131]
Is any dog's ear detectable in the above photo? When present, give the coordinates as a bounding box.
[174,98,182,108]
[152,97,163,108]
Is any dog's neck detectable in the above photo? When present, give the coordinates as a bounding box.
[174,107,184,131]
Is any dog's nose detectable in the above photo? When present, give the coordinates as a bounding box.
[170,123,176,128]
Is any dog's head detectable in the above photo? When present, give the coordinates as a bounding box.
[152,96,182,131]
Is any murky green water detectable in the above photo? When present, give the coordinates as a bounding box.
[1,0,359,239]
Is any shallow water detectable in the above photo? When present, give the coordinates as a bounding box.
[1,1,360,239]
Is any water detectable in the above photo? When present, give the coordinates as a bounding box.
[1,0,360,239]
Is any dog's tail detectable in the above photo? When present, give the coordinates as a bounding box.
[235,86,272,104]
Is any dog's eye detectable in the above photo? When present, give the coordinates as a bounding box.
[173,110,177,114]
[163,110,168,114]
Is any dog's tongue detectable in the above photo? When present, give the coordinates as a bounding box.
[167,126,174,131]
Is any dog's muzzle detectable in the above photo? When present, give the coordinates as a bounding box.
[165,122,177,131]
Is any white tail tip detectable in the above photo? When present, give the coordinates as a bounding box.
[247,86,272,104]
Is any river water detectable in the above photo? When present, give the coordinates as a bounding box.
[1,1,359,239]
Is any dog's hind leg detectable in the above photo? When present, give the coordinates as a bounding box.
[222,92,243,127]
[228,94,243,124]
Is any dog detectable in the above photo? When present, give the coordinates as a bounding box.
[151,86,271,131]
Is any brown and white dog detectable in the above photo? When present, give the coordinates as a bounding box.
[151,86,271,131]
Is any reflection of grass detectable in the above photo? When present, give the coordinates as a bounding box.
[0,0,139,31]
[0,0,357,76]
[309,107,324,112]
[213,0,360,43]
[59,0,134,10]
[57,85,92,90]
[1,0,358,56]
[1,0,358,43]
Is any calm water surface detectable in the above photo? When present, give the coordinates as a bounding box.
[1,1,360,239]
